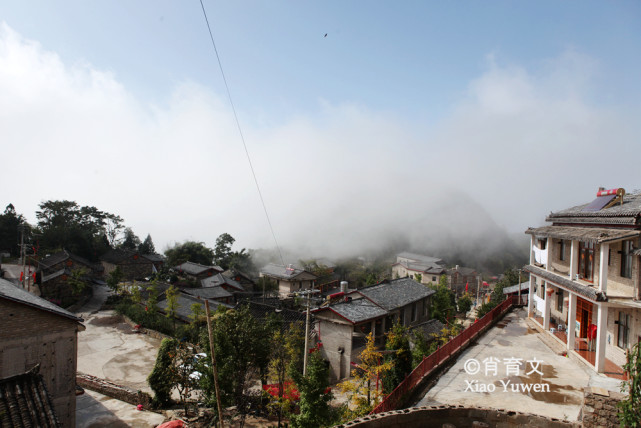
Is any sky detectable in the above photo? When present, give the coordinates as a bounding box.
[1,1,641,259]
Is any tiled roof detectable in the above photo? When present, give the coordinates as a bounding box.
[0,367,61,427]
[100,249,151,264]
[260,263,317,280]
[448,267,477,276]
[411,319,445,339]
[326,297,388,324]
[525,226,640,244]
[158,291,232,322]
[201,273,244,291]
[242,301,308,326]
[546,192,641,225]
[184,286,233,300]
[397,252,444,265]
[175,261,223,276]
[0,278,83,323]
[41,268,71,283]
[360,278,435,311]
[524,265,606,302]
[142,254,165,263]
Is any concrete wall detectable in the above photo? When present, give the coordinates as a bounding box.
[317,314,353,382]
[0,299,80,427]
[335,405,579,428]
[582,387,624,428]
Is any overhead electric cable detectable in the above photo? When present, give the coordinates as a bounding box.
[198,0,285,267]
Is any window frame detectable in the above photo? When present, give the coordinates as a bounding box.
[618,312,630,349]
[620,240,633,279]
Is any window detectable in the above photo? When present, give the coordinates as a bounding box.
[423,297,429,316]
[557,289,564,312]
[578,242,595,281]
[621,241,633,279]
[618,312,631,349]
[608,249,611,266]
[559,240,566,261]
[411,303,417,322]
[432,276,437,282]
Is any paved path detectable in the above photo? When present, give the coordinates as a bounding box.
[76,284,162,394]
[415,307,624,421]
[76,389,165,428]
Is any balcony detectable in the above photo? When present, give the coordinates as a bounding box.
[532,246,548,267]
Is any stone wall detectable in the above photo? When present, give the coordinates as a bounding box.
[581,387,624,428]
[77,373,153,409]
[335,405,579,428]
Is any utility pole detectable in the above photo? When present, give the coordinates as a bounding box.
[18,224,26,291]
[518,269,522,305]
[476,275,481,307]
[204,300,224,428]
[302,290,311,376]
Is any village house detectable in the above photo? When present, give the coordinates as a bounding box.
[525,187,641,375]
[0,278,85,427]
[446,265,479,297]
[391,251,446,284]
[175,261,223,281]
[100,249,162,280]
[37,250,103,305]
[259,263,318,297]
[313,277,435,382]
[222,268,256,289]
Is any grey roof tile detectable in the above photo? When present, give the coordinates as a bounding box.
[360,277,435,311]
[260,263,317,280]
[0,278,83,323]
[0,367,61,427]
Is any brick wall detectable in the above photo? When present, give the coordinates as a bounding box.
[582,387,624,428]
[0,299,80,427]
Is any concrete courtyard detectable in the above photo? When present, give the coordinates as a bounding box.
[76,284,162,394]
[415,307,625,421]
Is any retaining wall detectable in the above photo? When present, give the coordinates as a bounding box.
[77,372,153,409]
[337,405,579,428]
[581,387,624,428]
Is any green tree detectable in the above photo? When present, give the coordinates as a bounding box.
[265,323,303,427]
[457,293,473,313]
[213,233,254,272]
[0,204,26,257]
[165,285,180,332]
[36,200,122,261]
[411,330,433,367]
[199,305,274,420]
[291,349,335,428]
[382,322,412,394]
[106,266,123,293]
[429,275,456,323]
[165,240,215,267]
[338,332,392,417]
[619,342,641,426]
[138,233,156,254]
[68,267,88,296]
[146,282,159,314]
[148,337,179,407]
[120,227,141,250]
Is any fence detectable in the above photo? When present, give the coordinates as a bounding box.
[371,296,516,414]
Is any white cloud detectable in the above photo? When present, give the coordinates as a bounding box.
[1,23,639,262]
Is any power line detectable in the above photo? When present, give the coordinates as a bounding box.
[198,0,285,267]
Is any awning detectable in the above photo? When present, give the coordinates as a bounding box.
[525,226,640,244]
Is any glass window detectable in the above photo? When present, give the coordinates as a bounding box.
[559,240,566,261]
[621,241,633,279]
[618,312,631,349]
[578,242,595,281]
[557,289,564,312]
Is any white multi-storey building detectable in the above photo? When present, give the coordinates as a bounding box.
[525,187,640,374]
